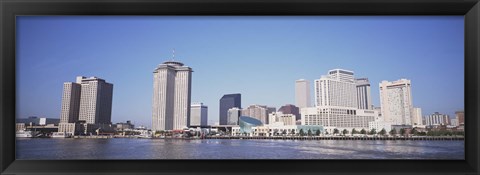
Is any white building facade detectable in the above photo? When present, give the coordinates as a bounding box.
[315,69,357,108]
[450,118,458,126]
[78,76,114,124]
[295,79,311,108]
[379,79,413,125]
[152,61,193,131]
[425,112,450,126]
[268,112,296,126]
[411,107,423,126]
[227,107,241,125]
[190,103,208,126]
[368,120,392,133]
[303,69,377,131]
[301,107,378,131]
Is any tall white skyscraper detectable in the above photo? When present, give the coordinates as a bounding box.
[295,79,311,108]
[152,60,193,131]
[190,103,208,126]
[315,69,357,108]
[379,79,413,125]
[77,76,114,124]
[355,78,372,110]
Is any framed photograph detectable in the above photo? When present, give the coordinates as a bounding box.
[1,0,479,174]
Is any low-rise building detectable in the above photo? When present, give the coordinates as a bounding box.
[16,123,26,131]
[368,120,392,133]
[231,116,323,136]
[114,120,135,131]
[268,112,296,126]
[424,112,450,126]
[17,116,60,126]
[391,125,413,134]
[232,124,323,136]
[301,107,378,131]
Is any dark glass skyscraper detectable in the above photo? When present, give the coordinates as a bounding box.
[219,93,241,125]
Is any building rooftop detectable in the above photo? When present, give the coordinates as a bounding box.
[328,68,354,74]
[221,93,241,98]
[162,61,184,66]
[239,116,263,126]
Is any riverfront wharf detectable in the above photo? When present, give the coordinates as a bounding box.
[205,136,464,141]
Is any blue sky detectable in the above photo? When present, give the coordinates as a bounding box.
[16,16,464,127]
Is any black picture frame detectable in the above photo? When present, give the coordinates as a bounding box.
[1,0,479,174]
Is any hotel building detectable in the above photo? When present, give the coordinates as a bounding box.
[314,69,357,108]
[303,69,377,132]
[379,79,413,125]
[152,60,193,131]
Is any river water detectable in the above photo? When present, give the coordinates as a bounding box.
[16,138,464,159]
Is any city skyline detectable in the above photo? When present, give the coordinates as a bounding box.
[17,16,464,127]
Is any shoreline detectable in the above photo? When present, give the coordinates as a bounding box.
[205,136,464,141]
[18,135,465,141]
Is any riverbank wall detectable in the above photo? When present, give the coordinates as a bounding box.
[204,136,464,141]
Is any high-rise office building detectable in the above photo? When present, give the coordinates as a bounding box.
[295,79,311,108]
[455,110,464,126]
[241,104,269,124]
[78,76,114,124]
[227,107,241,125]
[379,79,413,125]
[219,93,241,125]
[278,104,300,120]
[60,82,81,123]
[58,76,113,135]
[315,69,357,108]
[152,60,193,131]
[190,103,208,126]
[355,78,372,110]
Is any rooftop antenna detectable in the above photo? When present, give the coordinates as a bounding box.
[172,48,175,61]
